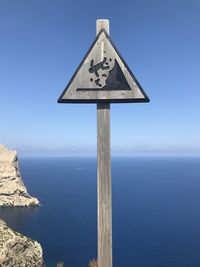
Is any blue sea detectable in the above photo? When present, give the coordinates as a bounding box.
[0,156,200,267]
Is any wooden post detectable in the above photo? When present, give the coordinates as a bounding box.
[97,19,112,267]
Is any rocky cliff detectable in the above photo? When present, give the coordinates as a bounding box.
[0,219,44,267]
[0,144,39,206]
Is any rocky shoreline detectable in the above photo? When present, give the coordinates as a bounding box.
[0,144,44,266]
[0,144,39,206]
[0,219,45,266]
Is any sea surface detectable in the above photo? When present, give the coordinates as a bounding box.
[0,156,200,267]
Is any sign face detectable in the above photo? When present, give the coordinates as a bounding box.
[58,29,150,103]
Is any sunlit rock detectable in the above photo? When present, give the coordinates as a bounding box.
[0,144,39,206]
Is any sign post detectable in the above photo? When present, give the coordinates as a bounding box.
[58,19,150,267]
[96,20,112,267]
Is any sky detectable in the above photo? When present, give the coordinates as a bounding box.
[0,0,200,156]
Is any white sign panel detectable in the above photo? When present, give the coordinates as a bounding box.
[58,29,150,103]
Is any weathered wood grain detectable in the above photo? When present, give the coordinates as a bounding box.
[97,19,112,267]
[58,19,149,103]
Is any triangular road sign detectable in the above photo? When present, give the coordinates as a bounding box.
[58,29,150,103]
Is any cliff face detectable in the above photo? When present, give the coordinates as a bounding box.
[0,144,39,206]
[0,219,44,267]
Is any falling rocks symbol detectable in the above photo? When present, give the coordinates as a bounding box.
[103,59,131,91]
[57,28,150,103]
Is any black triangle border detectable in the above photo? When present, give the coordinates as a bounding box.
[58,29,150,104]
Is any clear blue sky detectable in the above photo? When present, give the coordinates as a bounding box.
[0,0,200,156]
